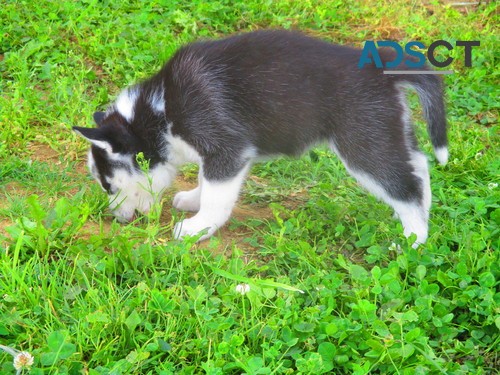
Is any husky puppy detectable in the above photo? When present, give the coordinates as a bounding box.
[73,30,448,245]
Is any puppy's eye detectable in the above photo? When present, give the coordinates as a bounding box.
[104,184,118,195]
[100,177,115,194]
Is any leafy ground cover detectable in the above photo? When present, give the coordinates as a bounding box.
[0,1,498,374]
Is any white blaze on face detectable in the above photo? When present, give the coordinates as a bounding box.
[87,146,176,221]
[106,162,177,222]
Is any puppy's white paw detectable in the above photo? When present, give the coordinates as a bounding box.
[173,189,201,212]
[111,204,136,223]
[173,216,217,241]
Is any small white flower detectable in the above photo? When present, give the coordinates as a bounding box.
[0,345,34,373]
[235,283,251,295]
[488,182,498,190]
[388,242,402,253]
[13,351,34,371]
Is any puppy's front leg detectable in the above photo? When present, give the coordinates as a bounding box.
[173,164,250,241]
[173,168,204,212]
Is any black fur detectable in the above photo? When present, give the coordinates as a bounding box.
[168,31,443,200]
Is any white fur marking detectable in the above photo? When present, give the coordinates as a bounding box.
[347,168,429,246]
[90,141,133,164]
[164,133,202,166]
[115,87,139,122]
[150,87,165,114]
[434,147,449,165]
[330,141,429,246]
[409,151,431,213]
[90,140,113,153]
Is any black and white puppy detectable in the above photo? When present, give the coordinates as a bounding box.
[73,30,448,246]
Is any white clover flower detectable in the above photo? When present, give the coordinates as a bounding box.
[488,182,498,190]
[235,283,251,295]
[0,345,34,373]
[13,351,34,371]
[389,242,402,253]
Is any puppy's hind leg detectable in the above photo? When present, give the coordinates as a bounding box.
[401,150,432,246]
[343,163,430,247]
[329,142,431,247]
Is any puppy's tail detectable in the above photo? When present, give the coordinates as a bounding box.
[403,74,448,165]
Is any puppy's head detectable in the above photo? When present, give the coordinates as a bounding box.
[73,89,175,222]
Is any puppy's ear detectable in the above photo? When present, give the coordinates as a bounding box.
[93,111,106,126]
[73,126,113,153]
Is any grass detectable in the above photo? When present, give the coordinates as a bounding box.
[0,0,498,374]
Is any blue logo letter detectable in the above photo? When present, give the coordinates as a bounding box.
[404,41,426,68]
[378,41,404,69]
[358,41,383,69]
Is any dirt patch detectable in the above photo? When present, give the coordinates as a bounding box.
[216,204,274,253]
[27,142,84,172]
[26,142,60,163]
[0,181,37,211]
[77,219,113,241]
[27,141,88,179]
[0,218,12,238]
